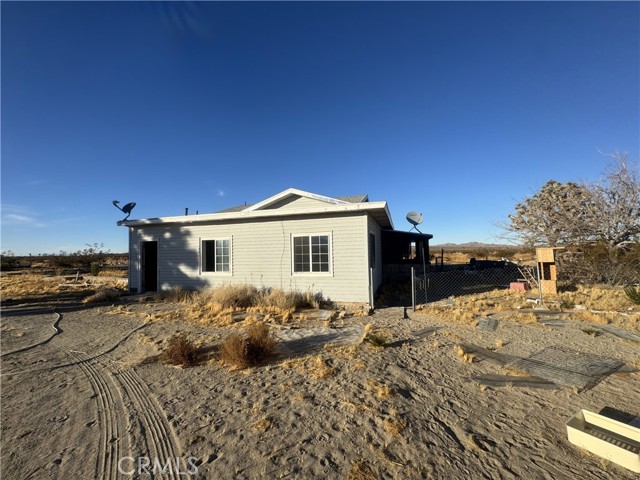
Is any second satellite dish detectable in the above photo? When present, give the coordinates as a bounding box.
[113,200,137,221]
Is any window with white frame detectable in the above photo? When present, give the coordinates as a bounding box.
[293,234,330,273]
[202,239,231,273]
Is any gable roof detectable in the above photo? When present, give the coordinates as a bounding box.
[119,188,393,229]
[244,188,348,212]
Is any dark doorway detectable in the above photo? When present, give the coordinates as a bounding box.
[141,241,158,292]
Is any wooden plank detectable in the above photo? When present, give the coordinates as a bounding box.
[459,343,516,366]
[469,374,557,389]
[599,325,640,344]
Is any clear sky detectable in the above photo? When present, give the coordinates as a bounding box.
[2,1,639,255]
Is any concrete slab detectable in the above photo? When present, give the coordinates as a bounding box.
[274,325,364,356]
[476,317,498,332]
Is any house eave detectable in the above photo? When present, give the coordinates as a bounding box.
[118,201,393,228]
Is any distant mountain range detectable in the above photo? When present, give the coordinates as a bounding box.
[431,242,524,250]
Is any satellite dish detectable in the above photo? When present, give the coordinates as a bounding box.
[112,200,136,221]
[406,211,423,233]
[406,211,423,226]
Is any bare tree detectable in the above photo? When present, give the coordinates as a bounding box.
[590,152,640,247]
[502,152,640,248]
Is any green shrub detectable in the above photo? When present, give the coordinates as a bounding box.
[558,295,575,310]
[624,286,640,305]
[90,262,101,276]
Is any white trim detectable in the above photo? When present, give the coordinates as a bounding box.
[119,201,391,228]
[200,237,233,275]
[245,188,349,212]
[290,232,333,276]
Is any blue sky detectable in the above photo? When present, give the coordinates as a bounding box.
[2,1,639,255]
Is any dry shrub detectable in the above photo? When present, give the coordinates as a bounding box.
[555,285,638,311]
[204,283,259,309]
[571,310,618,325]
[83,287,121,304]
[253,416,273,432]
[157,285,193,303]
[162,333,198,367]
[453,345,476,364]
[219,322,276,369]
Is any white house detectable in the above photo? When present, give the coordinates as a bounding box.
[118,188,432,304]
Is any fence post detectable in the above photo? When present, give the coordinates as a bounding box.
[536,264,543,305]
[411,267,416,311]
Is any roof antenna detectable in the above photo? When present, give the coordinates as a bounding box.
[406,211,423,233]
[113,200,136,221]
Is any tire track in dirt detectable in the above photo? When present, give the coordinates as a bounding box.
[1,324,147,377]
[1,313,62,358]
[106,359,182,480]
[64,349,126,480]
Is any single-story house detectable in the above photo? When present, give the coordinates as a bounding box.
[118,188,432,304]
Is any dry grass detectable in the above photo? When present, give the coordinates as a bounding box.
[162,333,198,367]
[83,287,121,304]
[219,322,276,369]
[366,380,395,400]
[383,414,405,438]
[1,274,74,298]
[554,285,639,312]
[453,345,477,364]
[1,273,126,304]
[347,460,378,480]
[415,289,530,326]
[176,283,330,325]
[306,356,336,379]
[252,416,273,432]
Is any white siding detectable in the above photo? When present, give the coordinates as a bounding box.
[128,213,370,302]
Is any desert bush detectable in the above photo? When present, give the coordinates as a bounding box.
[557,242,640,287]
[219,322,276,369]
[558,295,575,310]
[365,332,387,348]
[162,333,198,367]
[90,262,101,276]
[1,251,19,271]
[83,287,121,304]
[624,286,640,305]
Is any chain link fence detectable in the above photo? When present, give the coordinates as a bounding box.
[411,263,528,309]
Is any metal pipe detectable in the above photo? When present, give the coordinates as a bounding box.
[411,267,416,311]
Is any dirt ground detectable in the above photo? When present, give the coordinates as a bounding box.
[1,294,639,479]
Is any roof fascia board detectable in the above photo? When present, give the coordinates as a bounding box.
[244,188,348,212]
[119,201,390,227]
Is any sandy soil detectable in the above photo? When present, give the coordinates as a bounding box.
[1,299,639,479]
